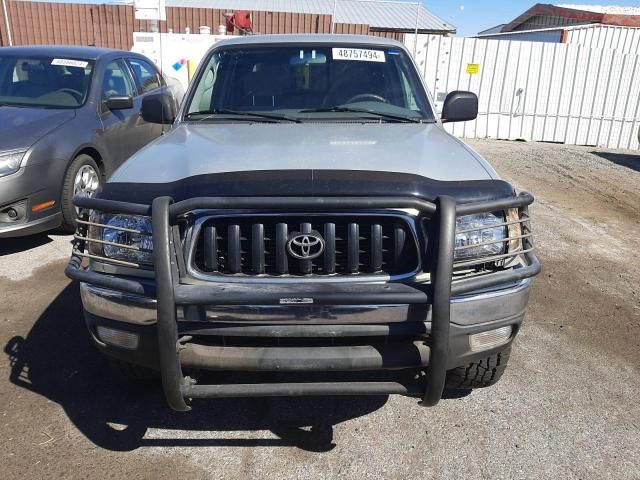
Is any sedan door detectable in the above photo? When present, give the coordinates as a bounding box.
[97,58,144,169]
[125,57,166,143]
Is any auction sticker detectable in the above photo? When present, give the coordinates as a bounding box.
[332,48,386,62]
[51,58,88,68]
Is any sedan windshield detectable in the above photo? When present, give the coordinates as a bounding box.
[186,45,434,123]
[0,55,94,108]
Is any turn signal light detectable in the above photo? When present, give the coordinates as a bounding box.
[469,326,512,352]
[31,200,56,212]
[96,326,140,350]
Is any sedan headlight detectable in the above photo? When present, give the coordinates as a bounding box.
[0,150,27,178]
[454,212,507,261]
[88,213,154,265]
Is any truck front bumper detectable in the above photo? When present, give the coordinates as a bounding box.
[81,277,530,372]
[67,193,540,411]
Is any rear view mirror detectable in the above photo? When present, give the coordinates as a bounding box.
[105,95,133,110]
[141,92,175,125]
[441,91,478,123]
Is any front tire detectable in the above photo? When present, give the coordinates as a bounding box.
[445,347,511,390]
[61,154,102,231]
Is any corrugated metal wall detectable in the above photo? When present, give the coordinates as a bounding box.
[407,34,640,150]
[0,0,404,48]
[566,25,640,54]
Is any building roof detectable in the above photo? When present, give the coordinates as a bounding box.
[502,3,640,32]
[167,0,455,32]
[555,4,640,16]
[477,24,506,35]
[14,0,455,33]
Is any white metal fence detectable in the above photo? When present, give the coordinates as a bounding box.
[566,25,640,54]
[406,34,640,151]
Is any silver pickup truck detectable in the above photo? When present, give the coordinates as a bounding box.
[66,34,540,412]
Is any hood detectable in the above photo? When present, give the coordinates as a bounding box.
[109,123,497,184]
[0,106,76,151]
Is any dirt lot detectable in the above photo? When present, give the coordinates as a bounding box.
[0,140,638,479]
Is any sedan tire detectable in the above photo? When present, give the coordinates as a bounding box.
[61,154,102,231]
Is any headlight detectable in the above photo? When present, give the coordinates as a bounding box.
[0,150,26,178]
[454,212,506,261]
[88,213,154,265]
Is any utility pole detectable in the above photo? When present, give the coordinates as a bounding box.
[2,0,13,46]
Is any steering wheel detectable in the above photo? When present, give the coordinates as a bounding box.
[58,88,83,102]
[345,93,388,104]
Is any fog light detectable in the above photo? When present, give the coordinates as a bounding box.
[469,326,512,352]
[96,326,139,350]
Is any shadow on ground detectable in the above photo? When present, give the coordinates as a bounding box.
[0,233,53,256]
[4,283,397,452]
[592,151,640,173]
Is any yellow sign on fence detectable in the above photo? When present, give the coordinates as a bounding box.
[466,63,480,74]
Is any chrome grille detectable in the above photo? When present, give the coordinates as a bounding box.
[190,214,420,277]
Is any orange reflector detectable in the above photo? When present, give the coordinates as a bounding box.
[31,200,56,212]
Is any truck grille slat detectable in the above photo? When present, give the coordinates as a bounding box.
[275,222,288,274]
[323,222,336,274]
[393,226,406,264]
[192,214,419,278]
[371,224,383,272]
[299,222,313,275]
[251,224,265,274]
[227,224,242,273]
[203,225,218,271]
[347,222,360,274]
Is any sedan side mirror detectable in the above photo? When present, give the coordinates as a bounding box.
[141,93,175,125]
[105,95,134,110]
[441,91,478,123]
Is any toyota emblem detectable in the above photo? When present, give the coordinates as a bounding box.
[287,231,325,260]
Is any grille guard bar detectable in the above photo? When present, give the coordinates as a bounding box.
[66,193,540,411]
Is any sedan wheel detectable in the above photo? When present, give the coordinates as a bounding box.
[74,164,101,198]
[61,154,102,231]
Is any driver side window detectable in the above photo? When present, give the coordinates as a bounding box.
[102,60,134,100]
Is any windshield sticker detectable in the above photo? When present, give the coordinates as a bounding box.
[51,58,88,68]
[332,48,386,63]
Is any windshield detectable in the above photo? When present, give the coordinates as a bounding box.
[0,55,94,108]
[186,44,434,123]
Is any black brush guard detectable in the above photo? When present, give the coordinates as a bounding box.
[66,193,540,411]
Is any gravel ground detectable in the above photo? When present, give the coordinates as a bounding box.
[0,140,638,479]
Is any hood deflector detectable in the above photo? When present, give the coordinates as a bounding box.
[99,170,515,206]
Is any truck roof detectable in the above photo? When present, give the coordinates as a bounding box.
[214,34,406,49]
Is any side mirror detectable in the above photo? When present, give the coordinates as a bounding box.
[141,92,175,125]
[441,91,478,123]
[105,95,133,110]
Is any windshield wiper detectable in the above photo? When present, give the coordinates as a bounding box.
[186,109,301,123]
[299,106,424,123]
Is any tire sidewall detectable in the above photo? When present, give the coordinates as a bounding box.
[61,154,101,231]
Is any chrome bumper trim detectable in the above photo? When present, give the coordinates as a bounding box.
[80,278,530,328]
[80,283,157,325]
[178,304,423,324]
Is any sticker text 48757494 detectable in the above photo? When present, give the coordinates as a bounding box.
[332,48,386,63]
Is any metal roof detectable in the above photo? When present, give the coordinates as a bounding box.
[14,0,455,32]
[555,4,640,16]
[169,0,453,32]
